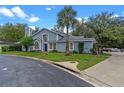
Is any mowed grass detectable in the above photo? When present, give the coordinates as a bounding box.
[1,51,110,70]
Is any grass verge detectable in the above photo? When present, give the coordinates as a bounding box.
[0,51,110,71]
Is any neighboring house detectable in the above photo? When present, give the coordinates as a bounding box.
[25,27,96,53]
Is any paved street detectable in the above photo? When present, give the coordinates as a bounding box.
[0,55,93,87]
[81,52,124,87]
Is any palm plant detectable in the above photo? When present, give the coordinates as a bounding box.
[57,6,77,55]
[72,18,95,38]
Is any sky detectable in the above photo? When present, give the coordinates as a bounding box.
[0,5,124,29]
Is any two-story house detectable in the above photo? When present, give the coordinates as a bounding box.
[25,27,96,53]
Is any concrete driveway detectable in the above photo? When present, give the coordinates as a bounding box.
[0,55,93,87]
[81,52,124,87]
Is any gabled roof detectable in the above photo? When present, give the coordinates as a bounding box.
[32,28,66,37]
[31,28,96,42]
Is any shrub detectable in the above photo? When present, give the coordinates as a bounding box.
[1,46,9,52]
[1,45,22,52]
[72,50,78,54]
[20,36,33,52]
[90,48,97,55]
[78,42,84,54]
[49,50,58,53]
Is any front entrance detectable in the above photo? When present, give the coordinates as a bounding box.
[43,43,48,51]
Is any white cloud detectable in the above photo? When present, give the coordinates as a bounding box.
[28,15,40,23]
[84,17,89,22]
[45,6,55,11]
[0,6,40,23]
[75,17,83,24]
[28,26,36,30]
[0,7,15,17]
[76,17,82,22]
[112,14,119,18]
[84,17,88,20]
[0,23,3,26]
[46,7,52,11]
[11,6,28,19]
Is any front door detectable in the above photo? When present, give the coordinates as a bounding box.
[44,44,48,51]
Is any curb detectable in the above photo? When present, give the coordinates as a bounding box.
[80,71,112,87]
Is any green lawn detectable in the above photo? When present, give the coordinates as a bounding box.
[0,51,110,70]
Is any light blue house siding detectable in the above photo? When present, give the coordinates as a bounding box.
[33,30,57,41]
[73,42,78,52]
[57,41,93,53]
[73,41,93,53]
[56,42,66,52]
[32,29,58,51]
[84,41,93,53]
[25,27,95,53]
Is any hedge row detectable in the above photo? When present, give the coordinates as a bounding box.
[1,45,22,52]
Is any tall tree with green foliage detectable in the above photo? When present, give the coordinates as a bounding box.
[0,23,26,42]
[87,12,114,53]
[57,6,77,55]
[20,36,34,52]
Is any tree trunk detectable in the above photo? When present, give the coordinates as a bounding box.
[65,25,70,56]
[25,46,28,52]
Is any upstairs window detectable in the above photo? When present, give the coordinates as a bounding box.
[43,34,48,42]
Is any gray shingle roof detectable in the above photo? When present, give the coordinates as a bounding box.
[31,28,96,42]
[32,28,66,37]
[57,36,96,42]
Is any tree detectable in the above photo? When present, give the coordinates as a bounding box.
[87,12,124,53]
[87,12,114,53]
[71,18,95,38]
[78,42,84,54]
[20,36,34,52]
[57,6,77,55]
[51,25,63,32]
[0,23,25,42]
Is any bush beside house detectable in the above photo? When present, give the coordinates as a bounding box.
[20,36,34,52]
[78,42,84,54]
[1,45,22,52]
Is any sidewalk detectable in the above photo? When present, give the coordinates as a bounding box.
[80,52,124,87]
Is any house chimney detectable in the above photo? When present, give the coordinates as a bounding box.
[25,27,33,37]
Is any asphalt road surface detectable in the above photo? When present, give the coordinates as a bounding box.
[0,55,93,87]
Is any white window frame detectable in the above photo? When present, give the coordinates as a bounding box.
[33,39,41,50]
[42,33,49,51]
[69,42,74,51]
[49,43,53,50]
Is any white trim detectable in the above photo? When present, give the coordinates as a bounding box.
[69,42,74,51]
[42,33,49,51]
[33,39,41,50]
[56,33,59,40]
[48,43,53,50]
[48,43,57,51]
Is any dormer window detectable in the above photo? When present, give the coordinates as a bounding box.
[43,34,48,42]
